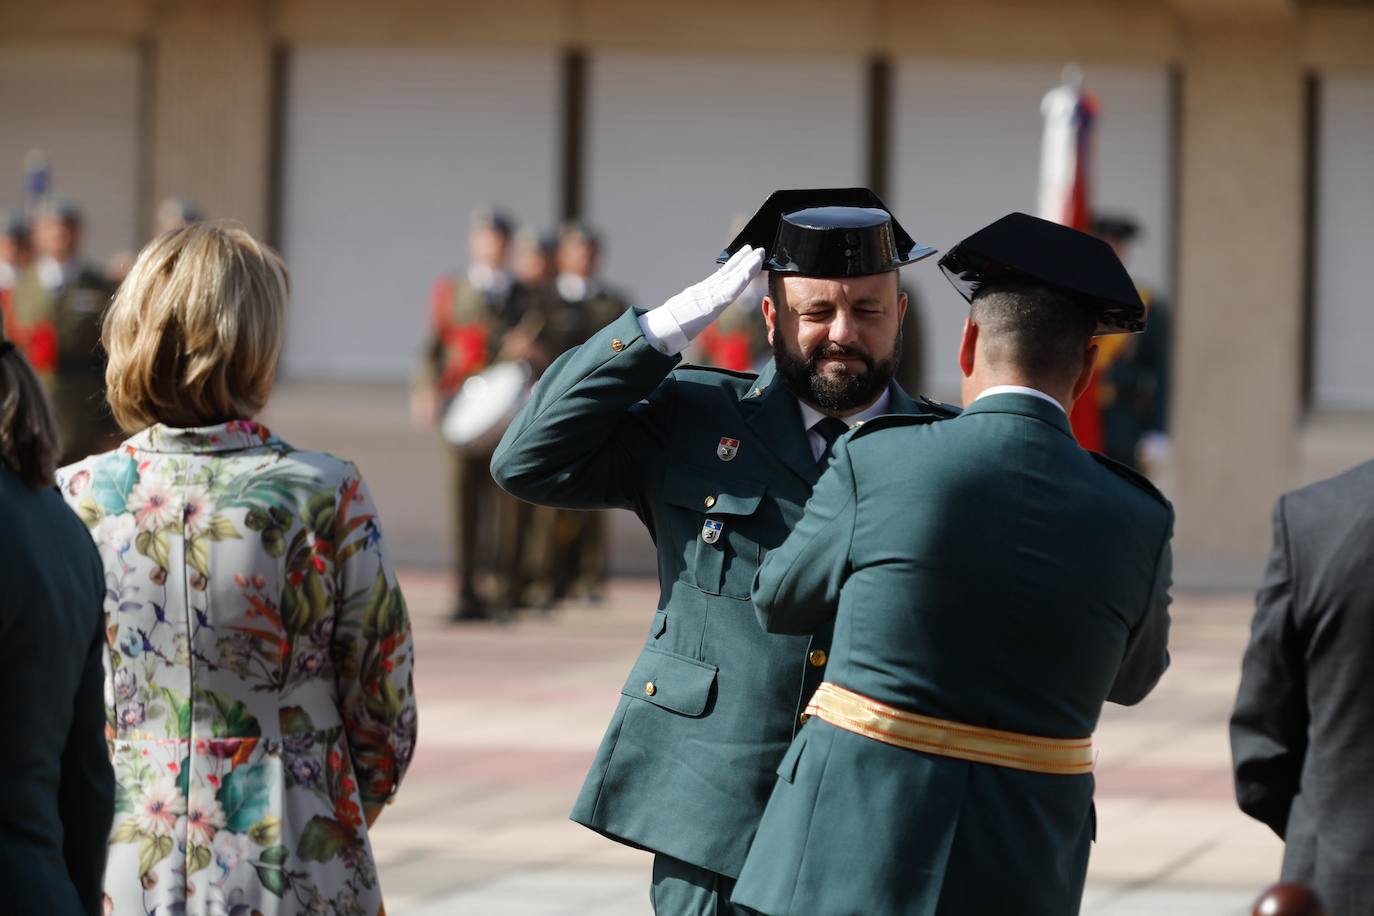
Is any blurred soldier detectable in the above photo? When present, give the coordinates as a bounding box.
[1232,460,1374,914]
[414,207,523,621]
[1091,213,1171,471]
[8,199,118,463]
[734,213,1172,916]
[501,229,561,609]
[0,212,31,291]
[494,189,956,914]
[539,222,630,604]
[511,227,557,289]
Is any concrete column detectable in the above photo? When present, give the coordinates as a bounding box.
[148,0,273,238]
[1170,21,1305,585]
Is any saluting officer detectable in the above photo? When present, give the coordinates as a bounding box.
[491,189,957,914]
[732,213,1174,916]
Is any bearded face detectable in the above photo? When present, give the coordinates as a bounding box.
[765,272,905,413]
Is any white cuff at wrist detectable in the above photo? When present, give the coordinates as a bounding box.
[638,307,691,356]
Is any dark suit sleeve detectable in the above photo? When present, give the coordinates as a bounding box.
[1107,509,1174,705]
[1230,495,1308,838]
[752,439,858,635]
[491,308,678,513]
[59,582,113,915]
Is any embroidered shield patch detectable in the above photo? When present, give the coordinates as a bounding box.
[717,437,740,462]
[701,519,724,544]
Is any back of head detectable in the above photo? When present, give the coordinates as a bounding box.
[0,331,61,488]
[103,221,289,433]
[970,281,1096,392]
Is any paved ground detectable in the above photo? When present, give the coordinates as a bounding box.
[366,574,1282,915]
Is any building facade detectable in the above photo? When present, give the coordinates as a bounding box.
[2,0,1372,584]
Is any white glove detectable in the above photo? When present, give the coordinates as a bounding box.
[638,245,765,356]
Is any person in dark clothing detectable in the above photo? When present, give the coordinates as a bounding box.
[0,322,113,916]
[1232,459,1374,916]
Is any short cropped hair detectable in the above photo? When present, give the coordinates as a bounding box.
[0,334,62,488]
[969,282,1096,387]
[103,222,289,433]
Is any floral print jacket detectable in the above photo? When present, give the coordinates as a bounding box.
[59,421,417,916]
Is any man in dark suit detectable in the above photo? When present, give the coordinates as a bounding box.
[492,190,956,914]
[1232,460,1374,915]
[0,332,114,915]
[733,213,1174,916]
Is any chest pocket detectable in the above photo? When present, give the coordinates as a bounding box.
[662,465,765,600]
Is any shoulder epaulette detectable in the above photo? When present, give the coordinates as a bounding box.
[674,362,759,382]
[918,395,962,418]
[847,413,942,442]
[1089,452,1170,507]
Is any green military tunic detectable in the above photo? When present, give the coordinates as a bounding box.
[490,307,955,878]
[732,393,1173,916]
[8,264,117,464]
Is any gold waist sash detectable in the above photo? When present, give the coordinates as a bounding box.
[805,682,1094,776]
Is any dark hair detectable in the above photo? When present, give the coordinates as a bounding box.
[0,339,62,488]
[969,282,1096,387]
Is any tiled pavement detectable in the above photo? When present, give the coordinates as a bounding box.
[368,575,1282,915]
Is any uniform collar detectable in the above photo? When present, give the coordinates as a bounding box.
[796,388,892,434]
[974,384,1066,414]
[744,365,917,486]
[124,420,282,454]
[961,390,1075,439]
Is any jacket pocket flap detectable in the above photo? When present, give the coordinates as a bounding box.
[661,466,764,517]
[621,646,718,717]
[776,731,809,783]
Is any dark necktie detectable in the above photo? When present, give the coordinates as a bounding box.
[812,416,850,472]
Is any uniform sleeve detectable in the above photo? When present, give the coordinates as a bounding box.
[331,469,417,812]
[1230,495,1308,838]
[491,307,679,513]
[752,439,858,635]
[1107,509,1174,705]
[58,564,115,915]
[414,275,454,393]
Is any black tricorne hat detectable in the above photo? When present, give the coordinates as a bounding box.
[939,212,1146,335]
[718,188,936,278]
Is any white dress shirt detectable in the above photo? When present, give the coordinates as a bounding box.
[973,384,1067,414]
[797,389,893,461]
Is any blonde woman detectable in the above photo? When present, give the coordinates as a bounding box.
[0,320,113,915]
[58,223,416,914]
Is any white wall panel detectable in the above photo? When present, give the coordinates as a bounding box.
[1311,76,1374,411]
[586,53,866,314]
[280,48,559,380]
[893,63,1174,399]
[0,46,141,264]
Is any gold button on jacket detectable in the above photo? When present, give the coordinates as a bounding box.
[610,338,626,352]
[704,495,717,509]
[644,681,657,696]
[808,649,828,667]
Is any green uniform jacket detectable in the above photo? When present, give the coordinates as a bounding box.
[9,265,118,464]
[490,308,955,877]
[0,466,114,915]
[733,393,1173,915]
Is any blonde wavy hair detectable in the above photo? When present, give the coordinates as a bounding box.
[103,222,289,433]
[0,319,62,488]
